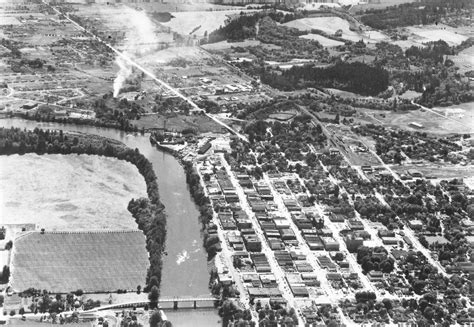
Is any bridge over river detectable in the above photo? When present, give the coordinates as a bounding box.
[94,297,218,311]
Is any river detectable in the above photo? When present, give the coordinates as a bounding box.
[0,118,220,326]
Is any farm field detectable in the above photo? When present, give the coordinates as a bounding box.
[284,17,388,43]
[405,25,469,46]
[0,154,146,231]
[10,231,149,293]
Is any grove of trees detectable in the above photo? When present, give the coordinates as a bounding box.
[262,62,389,96]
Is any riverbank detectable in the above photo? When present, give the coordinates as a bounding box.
[0,117,222,325]
[150,133,223,302]
[0,127,166,293]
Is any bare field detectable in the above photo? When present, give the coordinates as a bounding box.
[133,113,225,133]
[355,102,474,135]
[391,164,474,180]
[11,231,149,293]
[0,154,146,231]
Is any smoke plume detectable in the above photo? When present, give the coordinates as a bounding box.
[112,6,160,97]
[113,56,133,97]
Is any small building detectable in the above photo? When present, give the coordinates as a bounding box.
[409,219,423,230]
[409,122,424,129]
[382,237,399,245]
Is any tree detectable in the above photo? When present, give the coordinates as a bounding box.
[148,286,159,309]
[39,294,51,313]
[149,310,162,327]
[0,266,10,283]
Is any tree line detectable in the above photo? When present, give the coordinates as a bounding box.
[0,127,166,293]
[182,160,221,259]
[359,0,472,29]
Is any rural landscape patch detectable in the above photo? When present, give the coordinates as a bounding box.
[11,231,149,293]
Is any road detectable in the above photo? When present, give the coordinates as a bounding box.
[195,162,256,320]
[44,1,248,143]
[304,104,450,278]
[263,173,354,326]
[219,154,305,326]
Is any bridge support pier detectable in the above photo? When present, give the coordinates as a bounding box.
[173,301,178,310]
[193,301,197,309]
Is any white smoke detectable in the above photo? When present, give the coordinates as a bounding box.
[113,56,133,97]
[112,6,160,97]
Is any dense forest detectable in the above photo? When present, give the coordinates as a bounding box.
[0,127,166,293]
[261,62,389,96]
[359,0,472,29]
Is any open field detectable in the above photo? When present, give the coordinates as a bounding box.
[284,17,388,43]
[350,0,418,12]
[0,154,146,231]
[392,164,474,180]
[10,231,149,293]
[355,102,474,135]
[405,25,469,46]
[134,113,225,133]
[450,46,474,74]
